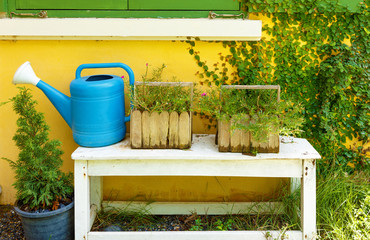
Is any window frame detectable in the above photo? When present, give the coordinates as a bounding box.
[5,0,242,18]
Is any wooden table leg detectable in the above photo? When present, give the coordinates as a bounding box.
[301,159,317,240]
[90,176,103,229]
[75,160,90,240]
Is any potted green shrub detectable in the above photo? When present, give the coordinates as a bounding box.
[128,64,194,149]
[195,84,304,154]
[1,87,74,240]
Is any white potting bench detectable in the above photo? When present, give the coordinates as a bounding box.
[72,134,320,240]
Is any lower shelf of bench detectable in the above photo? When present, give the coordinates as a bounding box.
[88,201,302,240]
[88,230,302,240]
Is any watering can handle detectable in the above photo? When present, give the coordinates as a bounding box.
[75,62,135,123]
[75,62,135,86]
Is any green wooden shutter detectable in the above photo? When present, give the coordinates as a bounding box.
[129,0,239,10]
[8,0,241,18]
[16,0,127,10]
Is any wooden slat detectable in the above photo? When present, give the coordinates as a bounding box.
[141,111,150,148]
[251,133,269,153]
[168,112,179,148]
[16,0,127,10]
[130,110,142,148]
[149,112,160,148]
[268,133,279,153]
[302,159,317,240]
[88,159,303,178]
[159,111,169,148]
[239,115,251,153]
[74,160,90,240]
[178,112,190,149]
[90,176,103,212]
[230,117,242,153]
[218,120,230,152]
[129,0,240,11]
[251,133,279,154]
[88,230,303,240]
[90,204,97,231]
[221,85,280,90]
[241,131,250,153]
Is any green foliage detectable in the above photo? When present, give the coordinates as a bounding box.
[213,218,234,231]
[128,64,193,113]
[315,44,369,170]
[189,218,204,231]
[316,169,370,239]
[93,206,157,231]
[187,0,369,171]
[195,86,304,142]
[2,87,73,211]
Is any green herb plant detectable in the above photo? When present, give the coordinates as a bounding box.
[1,87,73,211]
[128,64,193,114]
[195,86,304,143]
[189,218,204,231]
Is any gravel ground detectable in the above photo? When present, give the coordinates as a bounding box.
[0,205,293,238]
[0,205,25,240]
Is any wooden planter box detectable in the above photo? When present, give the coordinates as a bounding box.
[130,82,193,149]
[217,85,280,154]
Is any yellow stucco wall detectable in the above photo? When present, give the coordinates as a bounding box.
[0,39,287,205]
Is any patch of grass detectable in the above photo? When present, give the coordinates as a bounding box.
[92,205,159,231]
[316,169,370,240]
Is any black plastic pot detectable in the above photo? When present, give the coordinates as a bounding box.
[14,201,74,240]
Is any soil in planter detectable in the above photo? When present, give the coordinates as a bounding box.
[17,195,73,213]
[91,212,298,232]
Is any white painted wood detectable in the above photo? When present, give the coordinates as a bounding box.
[87,158,302,178]
[302,159,317,240]
[90,204,97,231]
[291,178,301,194]
[0,18,262,41]
[88,230,303,240]
[71,135,320,240]
[102,201,285,215]
[72,135,321,161]
[90,176,103,211]
[74,160,90,240]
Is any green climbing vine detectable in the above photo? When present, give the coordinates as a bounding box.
[187,0,369,172]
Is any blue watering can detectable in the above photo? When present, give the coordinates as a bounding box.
[13,62,135,147]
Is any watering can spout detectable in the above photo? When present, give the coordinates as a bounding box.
[13,62,72,127]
